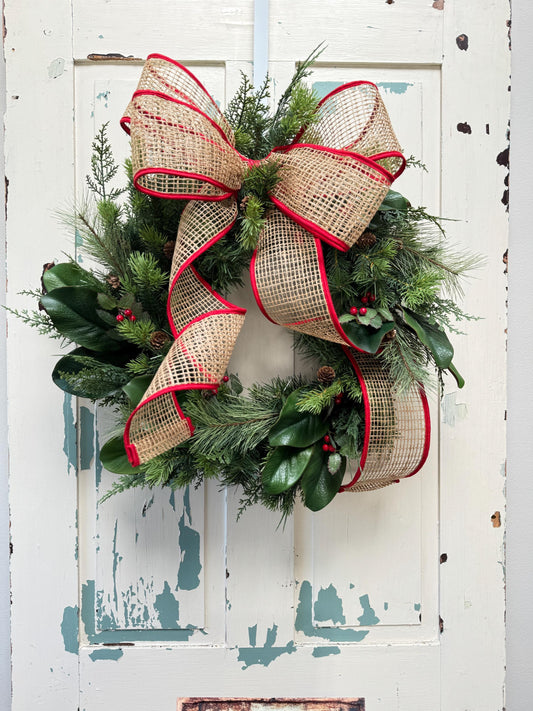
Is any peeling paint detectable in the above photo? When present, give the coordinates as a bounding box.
[154,581,180,627]
[248,624,257,646]
[237,624,297,669]
[384,602,389,610]
[441,391,468,427]
[456,34,469,51]
[79,406,94,469]
[457,122,472,134]
[48,57,65,79]
[177,510,202,591]
[61,605,79,654]
[62,393,76,473]
[357,594,380,626]
[141,495,154,517]
[96,90,110,108]
[295,581,369,642]
[169,489,176,511]
[312,646,341,657]
[414,603,421,611]
[377,81,413,95]
[432,0,444,9]
[89,647,123,661]
[314,584,346,625]
[95,428,102,488]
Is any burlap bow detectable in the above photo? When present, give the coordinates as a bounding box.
[120,54,429,490]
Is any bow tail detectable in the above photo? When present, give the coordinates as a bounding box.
[124,199,245,467]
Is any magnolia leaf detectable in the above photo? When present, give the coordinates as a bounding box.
[268,388,329,447]
[122,375,153,407]
[402,308,454,368]
[262,445,315,495]
[100,435,138,475]
[301,447,346,512]
[342,320,395,354]
[42,262,100,292]
[229,373,243,395]
[378,189,410,212]
[40,287,123,351]
[448,361,465,389]
[52,346,129,397]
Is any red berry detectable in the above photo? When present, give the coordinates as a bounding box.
[359,307,367,316]
[322,443,330,452]
[350,306,358,315]
[116,314,124,322]
[222,375,229,383]
[369,294,376,303]
[129,314,136,321]
[328,444,336,453]
[361,296,368,304]
[124,309,132,317]
[324,435,330,443]
[334,397,342,405]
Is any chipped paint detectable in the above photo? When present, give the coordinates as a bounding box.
[457,122,472,134]
[432,0,444,9]
[414,603,421,611]
[357,595,380,626]
[237,624,297,669]
[96,90,110,108]
[384,602,389,610]
[95,428,102,489]
[441,391,468,426]
[295,581,368,642]
[141,495,154,517]
[313,81,342,99]
[248,624,257,646]
[154,582,180,627]
[177,510,202,591]
[169,489,176,511]
[62,393,76,473]
[314,584,346,625]
[456,34,469,51]
[61,605,79,654]
[312,646,341,657]
[79,406,94,469]
[89,647,123,662]
[377,81,413,95]
[47,57,65,79]
[112,519,121,609]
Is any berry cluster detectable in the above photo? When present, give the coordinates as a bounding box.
[116,308,136,322]
[349,291,376,317]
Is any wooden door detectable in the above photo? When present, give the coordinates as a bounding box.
[5,1,509,709]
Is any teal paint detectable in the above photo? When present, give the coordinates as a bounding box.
[112,519,121,609]
[95,429,102,489]
[414,603,421,611]
[377,81,413,95]
[169,490,176,511]
[384,602,389,611]
[79,406,94,469]
[96,90,110,108]
[314,584,346,625]
[295,581,368,642]
[177,511,202,590]
[183,486,192,522]
[98,34,104,39]
[62,394,76,473]
[142,495,154,517]
[238,624,297,669]
[89,648,123,662]
[357,594,380,626]
[154,582,180,628]
[312,646,341,658]
[61,606,79,654]
[349,583,355,589]
[82,580,196,642]
[313,81,342,99]
[248,624,257,646]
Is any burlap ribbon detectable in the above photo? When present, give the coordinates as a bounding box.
[120,54,429,490]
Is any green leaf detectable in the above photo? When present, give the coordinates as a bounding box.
[42,262,100,292]
[342,320,395,354]
[122,374,153,407]
[52,346,128,397]
[378,189,410,212]
[338,313,356,324]
[262,445,314,494]
[97,292,118,310]
[40,287,123,351]
[376,306,394,321]
[327,452,343,475]
[100,435,139,475]
[229,373,243,395]
[402,308,454,368]
[448,361,465,389]
[268,388,329,447]
[301,446,346,511]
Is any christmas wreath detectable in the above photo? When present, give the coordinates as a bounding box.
[16,49,478,518]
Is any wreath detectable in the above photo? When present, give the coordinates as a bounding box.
[16,49,478,518]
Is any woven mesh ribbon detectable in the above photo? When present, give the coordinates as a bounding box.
[120,53,429,492]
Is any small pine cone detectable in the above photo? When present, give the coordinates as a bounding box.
[150,330,171,350]
[239,195,251,213]
[201,388,216,399]
[357,230,377,249]
[383,328,397,342]
[163,240,176,260]
[317,365,336,385]
[106,274,121,290]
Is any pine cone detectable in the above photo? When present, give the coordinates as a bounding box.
[357,230,377,249]
[150,330,171,350]
[239,195,251,213]
[383,328,397,342]
[201,388,216,399]
[106,274,121,290]
[317,365,336,385]
[163,240,176,260]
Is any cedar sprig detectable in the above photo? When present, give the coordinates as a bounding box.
[86,122,125,201]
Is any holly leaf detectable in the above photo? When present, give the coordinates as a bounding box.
[301,447,346,511]
[268,388,329,447]
[402,308,454,368]
[100,435,138,474]
[97,292,118,311]
[448,361,465,389]
[122,375,153,407]
[338,313,356,324]
[42,262,101,292]
[262,445,315,494]
[40,287,123,351]
[342,320,395,354]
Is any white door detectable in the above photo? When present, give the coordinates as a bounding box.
[6,2,509,709]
